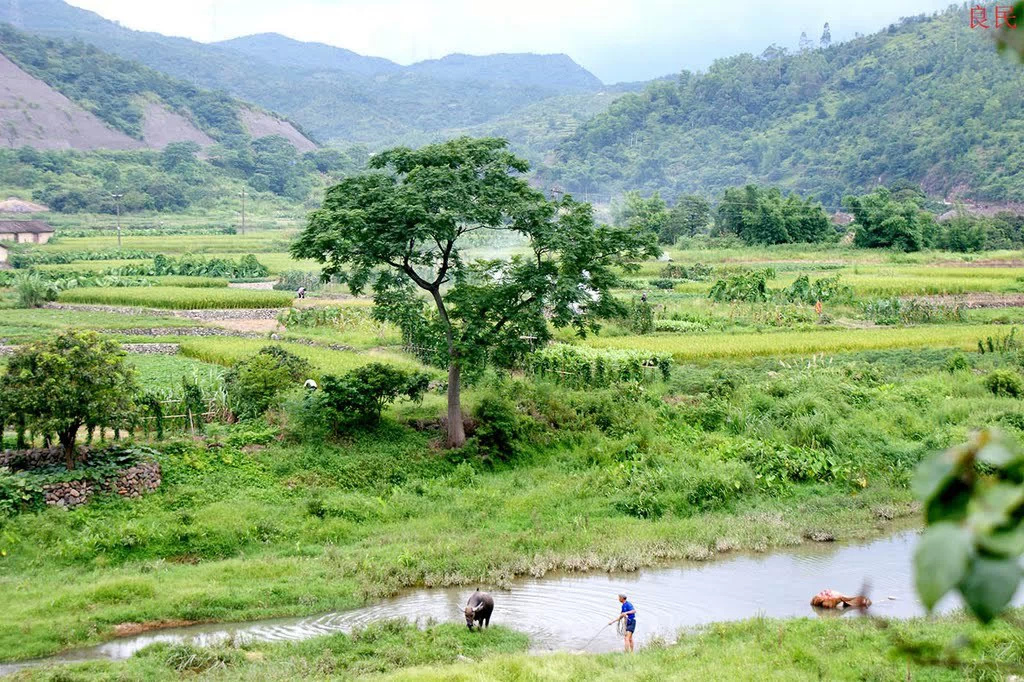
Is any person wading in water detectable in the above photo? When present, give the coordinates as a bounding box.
[609,593,636,652]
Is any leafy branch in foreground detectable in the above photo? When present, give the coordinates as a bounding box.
[913,430,1024,623]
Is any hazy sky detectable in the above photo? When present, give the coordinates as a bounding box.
[65,0,953,83]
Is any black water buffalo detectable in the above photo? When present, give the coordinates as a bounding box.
[464,590,494,630]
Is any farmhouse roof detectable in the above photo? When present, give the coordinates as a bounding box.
[0,220,54,234]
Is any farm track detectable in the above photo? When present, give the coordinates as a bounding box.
[905,293,1024,308]
[0,342,179,355]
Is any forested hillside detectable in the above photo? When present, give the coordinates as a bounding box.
[544,6,1024,204]
[0,0,607,146]
[0,24,315,150]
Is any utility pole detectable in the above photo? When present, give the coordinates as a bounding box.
[111,191,124,250]
[239,189,246,236]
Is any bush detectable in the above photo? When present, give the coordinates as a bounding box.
[473,394,532,464]
[13,271,58,308]
[708,268,775,302]
[649,278,675,290]
[679,460,755,511]
[983,370,1024,398]
[945,352,970,373]
[225,346,311,420]
[0,467,38,516]
[303,363,430,437]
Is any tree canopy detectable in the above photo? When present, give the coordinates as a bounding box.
[0,330,139,469]
[292,137,657,447]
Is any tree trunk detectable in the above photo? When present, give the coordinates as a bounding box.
[447,362,466,448]
[59,426,78,470]
[427,286,465,449]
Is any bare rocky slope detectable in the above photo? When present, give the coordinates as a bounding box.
[0,53,143,150]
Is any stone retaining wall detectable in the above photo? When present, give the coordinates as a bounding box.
[1,449,161,508]
[0,446,83,470]
[40,458,161,508]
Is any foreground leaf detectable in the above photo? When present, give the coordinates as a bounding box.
[959,556,1022,624]
[914,523,972,611]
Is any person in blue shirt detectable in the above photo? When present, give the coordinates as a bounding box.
[609,593,636,652]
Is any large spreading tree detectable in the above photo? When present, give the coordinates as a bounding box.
[1,330,139,469]
[292,137,657,447]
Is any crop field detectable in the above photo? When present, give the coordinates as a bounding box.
[129,354,225,394]
[179,337,433,376]
[584,324,1010,360]
[5,228,1024,675]
[56,286,295,309]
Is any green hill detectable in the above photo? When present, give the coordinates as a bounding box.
[0,0,606,146]
[543,7,1024,204]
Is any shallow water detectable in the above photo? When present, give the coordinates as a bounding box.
[3,528,1021,675]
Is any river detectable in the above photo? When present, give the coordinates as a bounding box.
[2,527,1019,675]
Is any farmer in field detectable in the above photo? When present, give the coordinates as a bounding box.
[609,593,636,652]
[297,286,306,299]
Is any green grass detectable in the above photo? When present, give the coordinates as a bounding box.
[10,622,529,681]
[0,308,202,343]
[57,287,295,309]
[13,614,1024,681]
[128,354,225,395]
[584,324,1011,360]
[378,615,1024,682]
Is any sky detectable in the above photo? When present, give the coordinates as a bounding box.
[65,0,954,83]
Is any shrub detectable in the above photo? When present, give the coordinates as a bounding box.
[625,298,654,334]
[303,363,430,436]
[225,346,311,420]
[780,275,852,305]
[680,460,755,511]
[13,271,58,308]
[945,352,970,373]
[708,268,775,302]
[649,278,675,290]
[983,370,1024,398]
[473,394,532,464]
[0,467,38,516]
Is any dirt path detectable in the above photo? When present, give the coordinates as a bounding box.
[905,293,1024,309]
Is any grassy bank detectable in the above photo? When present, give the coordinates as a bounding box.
[10,614,1022,681]
[5,345,1019,661]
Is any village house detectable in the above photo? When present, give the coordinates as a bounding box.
[0,220,54,245]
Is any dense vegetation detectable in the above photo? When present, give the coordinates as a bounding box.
[546,7,1024,203]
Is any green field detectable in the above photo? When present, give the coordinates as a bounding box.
[57,286,295,309]
[4,236,1024,677]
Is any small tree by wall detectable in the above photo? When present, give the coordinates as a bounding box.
[1,330,139,469]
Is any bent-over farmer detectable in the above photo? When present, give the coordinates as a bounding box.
[609,593,636,652]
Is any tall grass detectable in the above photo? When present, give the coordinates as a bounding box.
[57,287,294,309]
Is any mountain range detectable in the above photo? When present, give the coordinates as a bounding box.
[0,0,607,146]
[2,0,1023,206]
